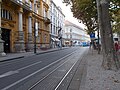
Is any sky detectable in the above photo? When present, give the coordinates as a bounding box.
[52,0,86,29]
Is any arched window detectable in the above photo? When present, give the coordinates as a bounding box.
[1,9,12,20]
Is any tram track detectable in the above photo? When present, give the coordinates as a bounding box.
[27,50,78,90]
[11,49,79,90]
[2,49,78,90]
[0,47,88,90]
[27,49,84,90]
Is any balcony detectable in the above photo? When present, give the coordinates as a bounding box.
[10,0,32,11]
[44,17,51,24]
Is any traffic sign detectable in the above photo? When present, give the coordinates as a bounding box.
[90,33,95,38]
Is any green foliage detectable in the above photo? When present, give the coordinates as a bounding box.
[64,0,98,35]
[110,0,120,35]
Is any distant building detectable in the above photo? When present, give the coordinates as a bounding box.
[63,20,90,46]
[49,0,65,48]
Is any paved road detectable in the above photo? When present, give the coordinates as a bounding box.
[0,47,88,90]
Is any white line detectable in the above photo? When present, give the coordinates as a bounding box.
[17,61,42,71]
[0,61,42,79]
[0,71,19,78]
[54,58,78,90]
[1,52,75,90]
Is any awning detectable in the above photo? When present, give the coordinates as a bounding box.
[51,37,55,41]
[55,38,60,42]
[51,37,60,42]
[65,41,70,43]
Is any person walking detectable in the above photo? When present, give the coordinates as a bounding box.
[118,41,120,54]
[114,42,119,52]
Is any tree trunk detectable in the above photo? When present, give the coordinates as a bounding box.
[96,0,102,54]
[98,0,120,70]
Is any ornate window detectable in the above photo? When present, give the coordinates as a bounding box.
[1,9,12,20]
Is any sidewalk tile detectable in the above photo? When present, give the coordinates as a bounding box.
[82,50,120,90]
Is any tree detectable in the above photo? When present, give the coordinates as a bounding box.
[71,0,98,34]
[63,0,120,70]
[110,1,120,36]
[97,0,119,70]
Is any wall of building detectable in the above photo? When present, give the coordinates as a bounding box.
[63,20,90,46]
[1,0,50,53]
[49,0,65,48]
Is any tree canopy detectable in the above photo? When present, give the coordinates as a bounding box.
[63,0,120,70]
[110,0,120,35]
[63,0,120,35]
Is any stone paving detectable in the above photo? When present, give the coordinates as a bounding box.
[80,50,120,90]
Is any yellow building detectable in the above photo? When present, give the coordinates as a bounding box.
[0,0,50,53]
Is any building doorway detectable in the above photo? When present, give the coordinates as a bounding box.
[1,28,11,53]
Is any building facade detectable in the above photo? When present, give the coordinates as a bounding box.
[63,20,90,46]
[0,0,50,53]
[49,0,65,48]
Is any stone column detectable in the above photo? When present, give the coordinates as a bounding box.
[14,7,25,52]
[27,13,33,51]
[0,0,6,56]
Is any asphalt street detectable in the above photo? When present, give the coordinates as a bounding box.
[0,47,88,90]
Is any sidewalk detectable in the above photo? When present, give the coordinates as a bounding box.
[80,50,120,90]
[0,47,68,62]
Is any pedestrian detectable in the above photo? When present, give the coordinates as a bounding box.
[118,41,120,54]
[89,42,92,49]
[57,43,60,49]
[114,42,119,52]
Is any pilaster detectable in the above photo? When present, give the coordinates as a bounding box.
[26,13,33,51]
[14,7,25,52]
[0,0,6,56]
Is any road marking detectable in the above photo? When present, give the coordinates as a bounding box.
[0,71,19,78]
[17,61,42,71]
[0,61,42,79]
[1,51,76,90]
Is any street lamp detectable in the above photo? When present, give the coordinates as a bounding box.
[33,2,39,54]
[33,1,37,53]
[58,27,62,49]
[34,21,36,53]
[70,28,72,46]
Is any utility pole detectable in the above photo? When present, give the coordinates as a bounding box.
[34,3,37,54]
[58,27,62,49]
[34,21,37,54]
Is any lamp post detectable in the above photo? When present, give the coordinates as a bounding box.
[58,27,62,49]
[33,2,38,54]
[34,21,37,53]
[70,28,72,46]
[34,3,37,54]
